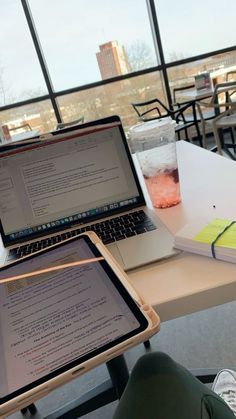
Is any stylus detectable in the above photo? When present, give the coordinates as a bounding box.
[0,257,104,284]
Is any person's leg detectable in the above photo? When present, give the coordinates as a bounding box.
[113,352,234,419]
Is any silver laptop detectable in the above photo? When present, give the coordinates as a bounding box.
[0,115,177,271]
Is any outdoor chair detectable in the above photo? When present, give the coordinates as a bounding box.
[226,70,236,82]
[212,102,236,159]
[172,83,195,104]
[172,83,215,147]
[56,116,84,130]
[226,71,236,103]
[196,81,236,153]
[9,123,32,133]
[131,98,202,146]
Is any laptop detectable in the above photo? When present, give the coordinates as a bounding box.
[0,115,178,271]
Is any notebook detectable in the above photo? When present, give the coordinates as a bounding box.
[0,115,178,271]
[0,232,160,417]
[174,217,236,264]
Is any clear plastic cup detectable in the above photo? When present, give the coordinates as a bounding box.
[130,118,181,209]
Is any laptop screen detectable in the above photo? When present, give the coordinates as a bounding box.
[0,120,144,246]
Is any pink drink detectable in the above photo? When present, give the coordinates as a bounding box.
[130,119,181,209]
[144,168,180,208]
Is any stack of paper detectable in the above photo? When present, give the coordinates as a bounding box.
[174,218,236,263]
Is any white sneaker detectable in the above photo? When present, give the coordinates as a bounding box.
[212,369,236,415]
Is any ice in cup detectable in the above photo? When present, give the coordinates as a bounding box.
[138,142,180,208]
[130,118,181,209]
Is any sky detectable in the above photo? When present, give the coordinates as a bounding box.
[0,0,235,103]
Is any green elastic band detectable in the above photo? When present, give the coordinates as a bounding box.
[211,221,235,258]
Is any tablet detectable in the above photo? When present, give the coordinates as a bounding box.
[0,232,159,416]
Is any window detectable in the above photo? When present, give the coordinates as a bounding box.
[155,0,236,62]
[168,50,236,102]
[0,0,47,106]
[28,0,157,90]
[57,70,165,133]
[0,100,57,134]
[1,1,236,139]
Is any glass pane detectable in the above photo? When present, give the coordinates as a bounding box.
[0,101,57,135]
[57,70,165,137]
[168,50,236,103]
[0,1,47,106]
[28,0,157,90]
[167,50,236,141]
[155,0,236,62]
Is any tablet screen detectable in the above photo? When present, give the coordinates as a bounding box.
[0,235,148,404]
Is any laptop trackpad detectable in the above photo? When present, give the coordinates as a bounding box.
[115,230,177,271]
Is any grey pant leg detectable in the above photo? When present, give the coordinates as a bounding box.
[113,352,234,419]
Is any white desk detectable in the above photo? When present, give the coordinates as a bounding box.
[10,129,39,143]
[128,141,236,321]
[0,130,40,151]
[0,141,235,324]
[180,88,214,103]
[179,84,234,104]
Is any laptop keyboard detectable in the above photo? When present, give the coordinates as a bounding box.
[7,210,157,261]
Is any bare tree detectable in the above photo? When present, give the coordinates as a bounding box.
[0,65,8,105]
[168,51,189,62]
[0,63,18,106]
[126,41,155,72]
[20,87,46,99]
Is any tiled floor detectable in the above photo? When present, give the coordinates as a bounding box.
[9,299,236,419]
